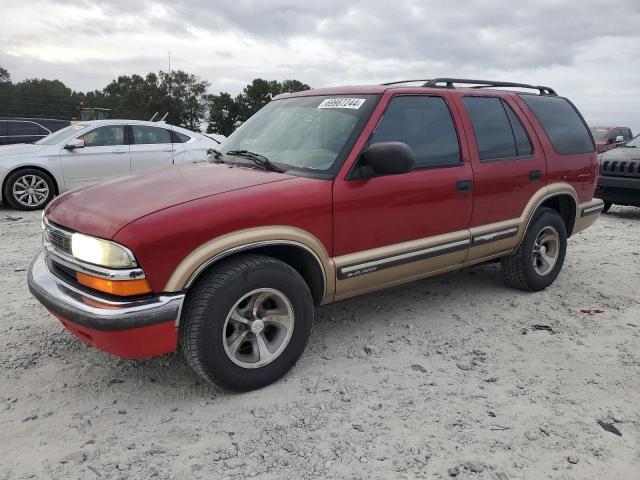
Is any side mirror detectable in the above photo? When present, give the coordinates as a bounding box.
[615,135,624,143]
[360,142,414,176]
[64,138,85,150]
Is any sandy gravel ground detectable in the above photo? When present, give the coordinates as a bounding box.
[1,206,639,480]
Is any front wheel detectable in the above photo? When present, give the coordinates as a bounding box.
[601,201,612,213]
[180,254,313,391]
[501,208,567,291]
[3,168,55,210]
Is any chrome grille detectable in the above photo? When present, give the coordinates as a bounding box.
[44,221,73,256]
[601,159,640,178]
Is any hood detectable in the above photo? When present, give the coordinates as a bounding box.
[600,145,639,162]
[46,162,296,239]
[0,143,48,157]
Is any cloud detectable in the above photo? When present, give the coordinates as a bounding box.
[1,0,640,131]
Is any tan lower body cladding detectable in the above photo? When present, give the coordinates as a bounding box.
[164,183,602,305]
[332,184,602,301]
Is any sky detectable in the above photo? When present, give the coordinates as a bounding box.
[1,0,640,132]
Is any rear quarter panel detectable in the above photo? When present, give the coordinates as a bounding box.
[513,95,598,203]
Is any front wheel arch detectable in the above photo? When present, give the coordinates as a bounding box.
[3,165,60,198]
[2,166,59,209]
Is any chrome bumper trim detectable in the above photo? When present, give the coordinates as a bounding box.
[28,252,184,331]
[46,245,146,280]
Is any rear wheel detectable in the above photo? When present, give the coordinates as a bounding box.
[3,168,55,210]
[501,208,567,291]
[180,254,313,391]
[601,201,612,213]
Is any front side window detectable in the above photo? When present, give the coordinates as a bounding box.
[221,94,379,176]
[520,95,594,155]
[463,96,532,161]
[368,95,461,167]
[78,125,125,147]
[131,125,172,145]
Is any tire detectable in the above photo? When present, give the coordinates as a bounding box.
[3,168,55,210]
[501,208,567,292]
[180,254,313,391]
[601,201,612,213]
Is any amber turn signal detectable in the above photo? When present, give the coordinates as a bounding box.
[76,272,152,296]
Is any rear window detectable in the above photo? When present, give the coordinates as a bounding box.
[520,95,594,155]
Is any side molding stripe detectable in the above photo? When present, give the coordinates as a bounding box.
[337,239,470,279]
[471,227,519,246]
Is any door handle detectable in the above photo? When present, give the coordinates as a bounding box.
[162,148,176,152]
[112,148,127,154]
[529,170,542,181]
[456,180,473,192]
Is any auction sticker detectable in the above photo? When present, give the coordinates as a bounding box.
[318,98,366,110]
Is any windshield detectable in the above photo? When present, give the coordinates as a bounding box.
[590,127,610,142]
[35,123,90,145]
[220,95,379,176]
[625,134,640,147]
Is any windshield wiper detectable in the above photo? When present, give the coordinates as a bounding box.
[206,147,225,162]
[226,150,286,173]
[623,144,637,148]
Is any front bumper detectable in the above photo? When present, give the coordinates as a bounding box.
[596,175,640,206]
[28,251,185,359]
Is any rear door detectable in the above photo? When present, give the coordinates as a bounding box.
[332,93,473,298]
[454,94,546,261]
[129,124,175,172]
[59,124,131,189]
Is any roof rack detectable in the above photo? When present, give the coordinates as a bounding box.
[381,79,433,86]
[422,78,557,96]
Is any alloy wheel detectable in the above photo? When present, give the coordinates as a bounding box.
[532,226,560,276]
[12,174,50,208]
[222,288,295,369]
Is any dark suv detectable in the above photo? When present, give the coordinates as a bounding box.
[596,133,640,211]
[0,118,70,145]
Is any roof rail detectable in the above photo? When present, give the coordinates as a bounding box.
[381,79,433,86]
[422,78,557,96]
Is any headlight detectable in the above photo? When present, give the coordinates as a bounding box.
[71,233,136,268]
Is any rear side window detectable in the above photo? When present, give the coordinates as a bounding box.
[131,125,172,145]
[369,95,460,167]
[463,97,533,161]
[519,95,594,155]
[8,121,40,136]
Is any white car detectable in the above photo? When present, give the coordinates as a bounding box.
[0,119,222,210]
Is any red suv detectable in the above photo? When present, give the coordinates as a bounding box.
[590,126,633,153]
[28,78,604,391]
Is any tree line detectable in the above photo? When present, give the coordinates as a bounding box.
[0,66,310,136]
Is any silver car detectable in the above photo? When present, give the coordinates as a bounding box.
[0,119,222,210]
